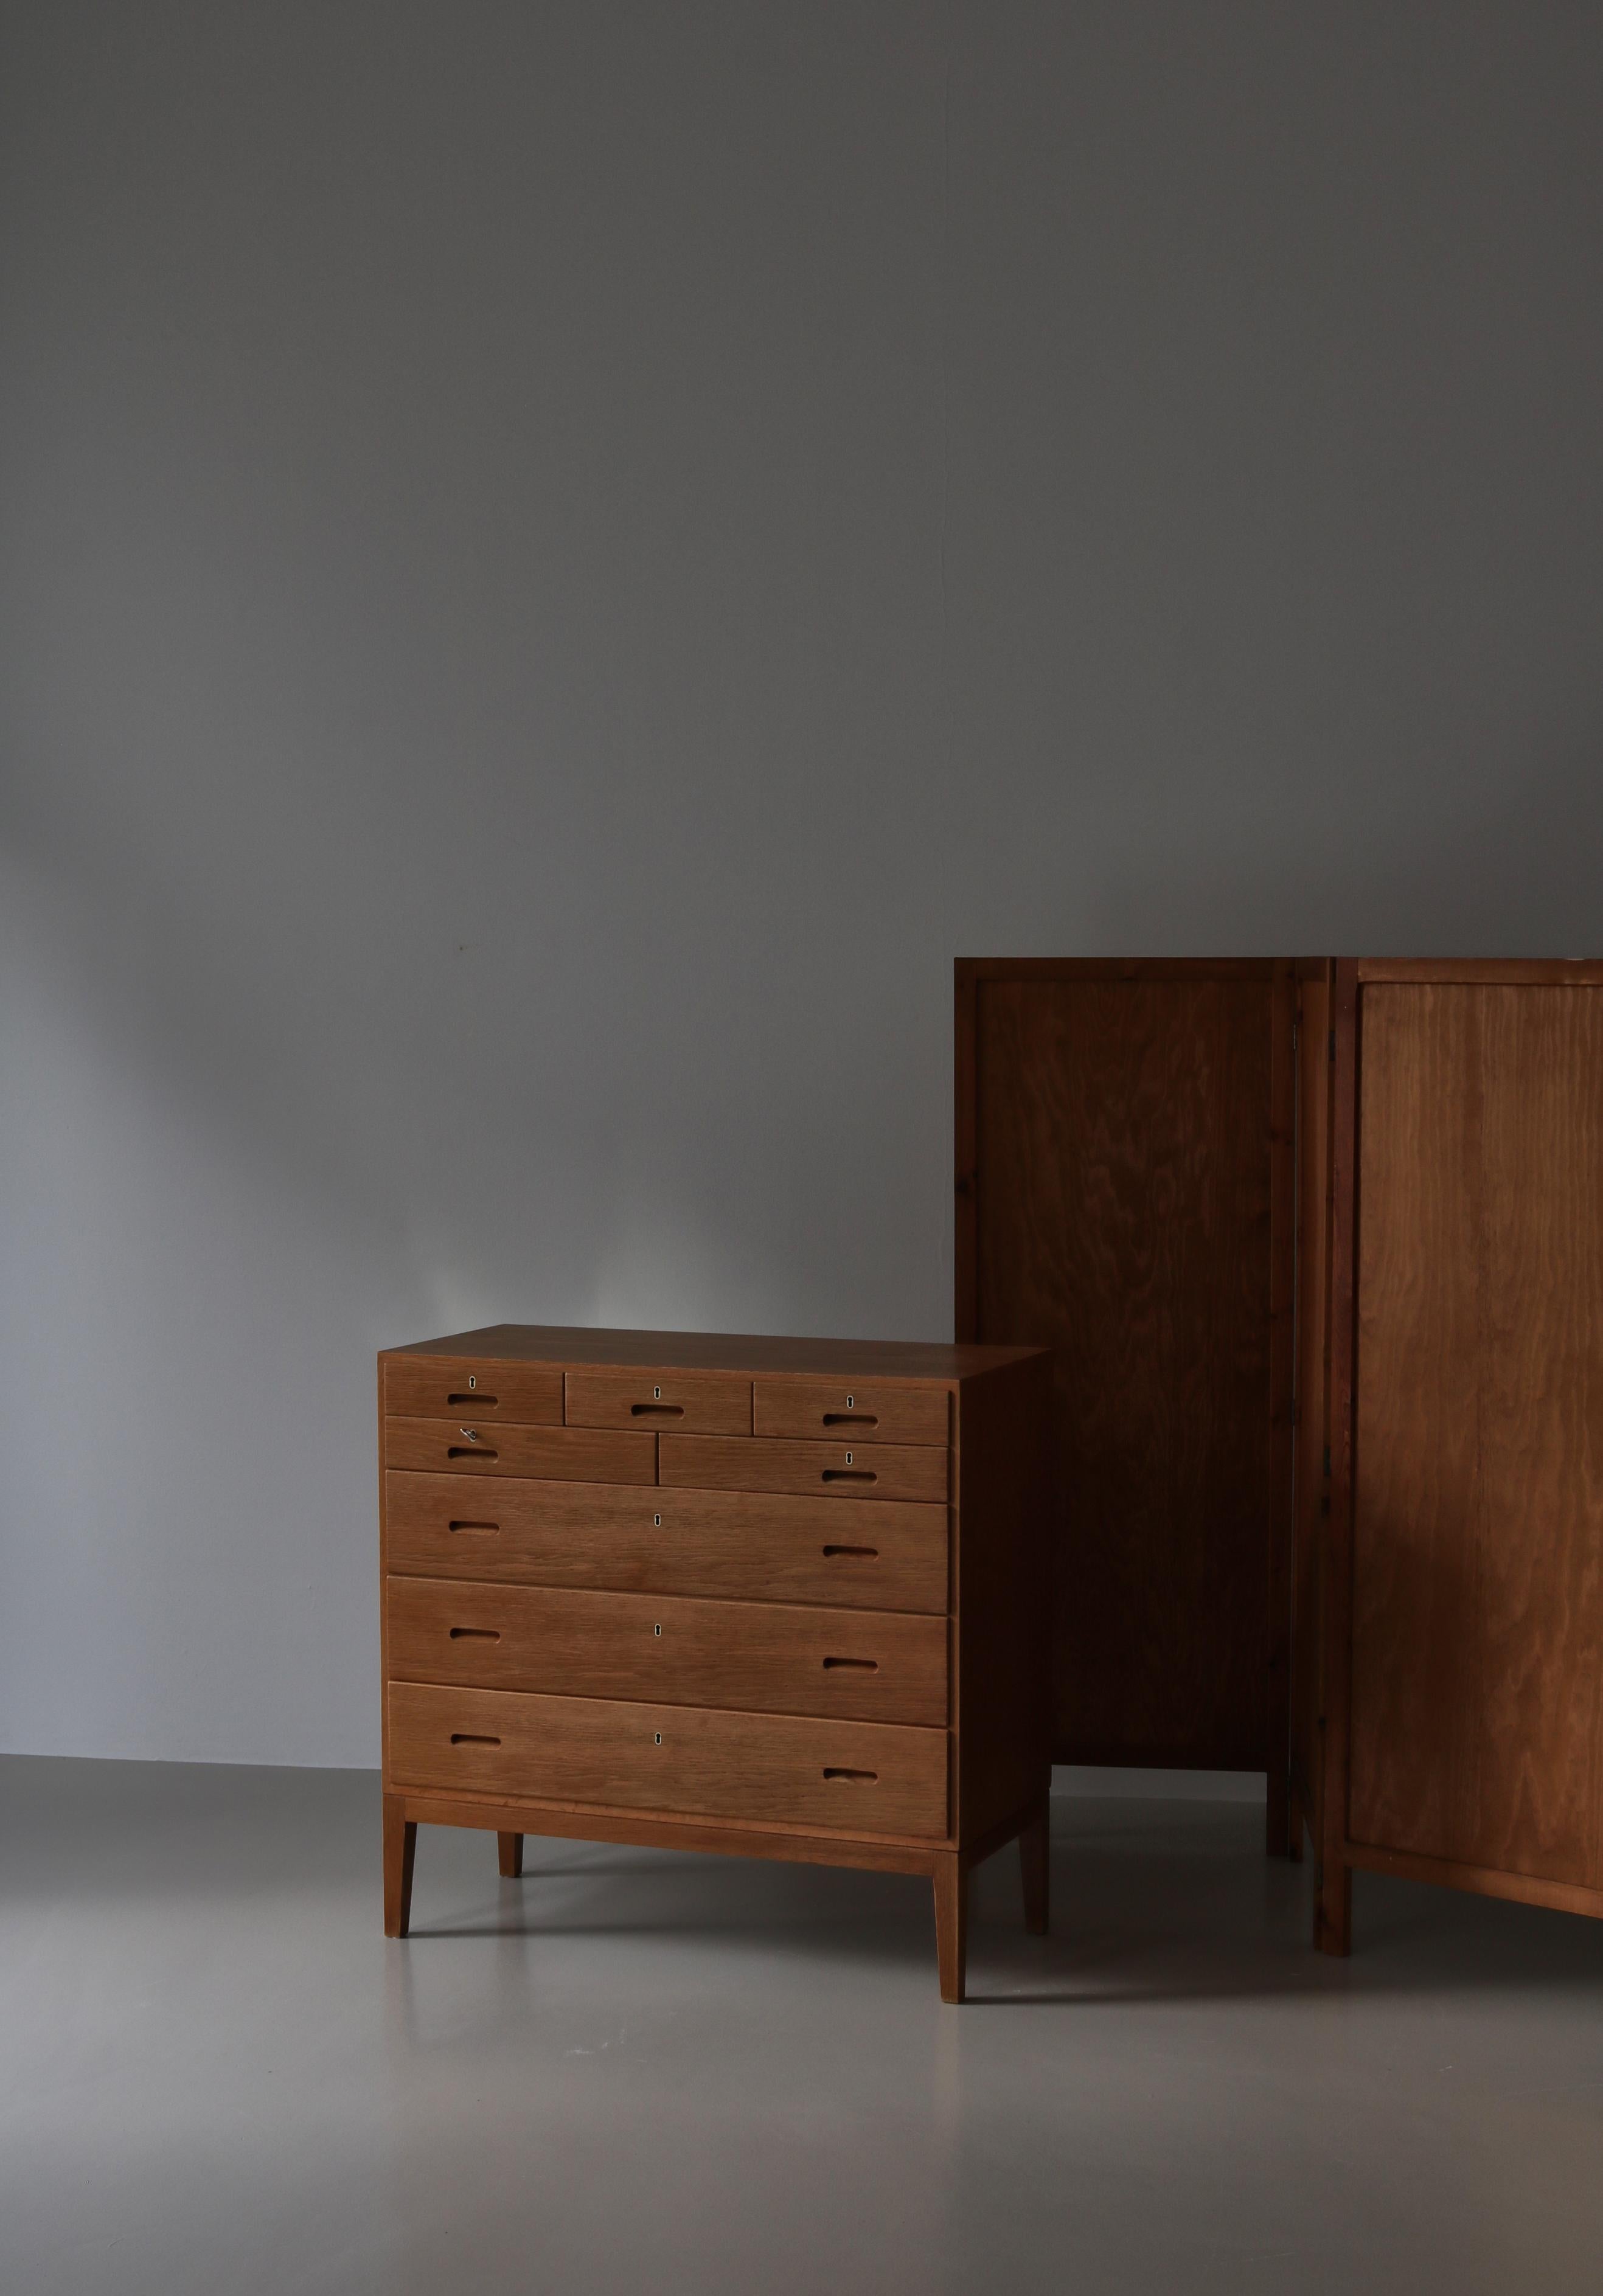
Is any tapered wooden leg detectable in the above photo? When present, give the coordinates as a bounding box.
[383,1794,416,1938]
[1315,1857,1352,1956]
[1018,1809,1049,1935]
[933,1854,968,2004]
[498,1831,524,1879]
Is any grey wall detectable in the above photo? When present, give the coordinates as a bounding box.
[2,1,1600,1766]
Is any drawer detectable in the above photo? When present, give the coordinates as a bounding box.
[754,1378,948,1448]
[384,1474,949,1613]
[383,1357,562,1424]
[383,1418,655,1483]
[659,1435,948,1505]
[566,1367,751,1436]
[386,1575,947,1726]
[387,1680,949,1839]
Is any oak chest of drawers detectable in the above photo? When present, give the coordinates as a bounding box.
[380,1325,1053,2001]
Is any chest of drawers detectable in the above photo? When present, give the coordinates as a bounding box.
[379,1325,1053,2002]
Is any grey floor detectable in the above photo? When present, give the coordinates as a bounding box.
[4,1759,1602,2296]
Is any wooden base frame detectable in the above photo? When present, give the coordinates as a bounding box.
[383,1790,1052,2005]
[1307,1834,1603,1954]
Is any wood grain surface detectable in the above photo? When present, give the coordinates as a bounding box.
[1266,959,1296,1851]
[385,1573,948,1726]
[1349,982,1603,1892]
[564,1367,752,1435]
[659,1435,948,1505]
[753,1379,950,1447]
[962,965,1287,1771]
[1316,961,1358,1954]
[952,1351,1054,1840]
[383,1325,1044,1382]
[382,1418,656,1483]
[395,1791,950,1871]
[383,1358,563,1425]
[1290,962,1333,1859]
[387,1681,950,1839]
[383,1472,950,1614]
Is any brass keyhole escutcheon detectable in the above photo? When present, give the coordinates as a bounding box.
[653,1513,661,1527]
[846,1450,852,1465]
[653,1624,662,1637]
[467,1374,476,1390]
[846,1395,854,1409]
[653,1384,661,1399]
[654,1732,662,1745]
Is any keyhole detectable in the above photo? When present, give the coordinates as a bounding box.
[653,1385,661,1399]
[653,1513,661,1527]
[653,1623,662,1637]
[467,1374,476,1391]
[654,1733,662,1746]
[846,1394,854,1409]
[846,1450,853,1465]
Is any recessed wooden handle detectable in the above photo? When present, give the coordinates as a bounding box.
[822,1469,876,1485]
[447,1445,498,1460]
[450,1732,500,1746]
[630,1402,685,1418]
[822,1544,877,1559]
[448,1627,500,1642]
[822,1767,877,1783]
[447,1391,496,1407]
[822,1656,878,1673]
[447,1521,499,1535]
[823,1412,877,1428]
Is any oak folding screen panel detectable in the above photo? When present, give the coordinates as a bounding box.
[954,960,1296,1850]
[1310,959,1603,1952]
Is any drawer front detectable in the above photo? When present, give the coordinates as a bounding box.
[383,1418,656,1483]
[659,1435,948,1505]
[387,1680,949,1839]
[565,1367,751,1436]
[384,1474,949,1614]
[387,1576,947,1726]
[754,1378,948,1448]
[383,1357,562,1425]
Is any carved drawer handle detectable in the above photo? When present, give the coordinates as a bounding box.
[822,1469,875,1485]
[448,1520,499,1535]
[822,1767,877,1784]
[450,1733,500,1747]
[448,1627,500,1642]
[822,1656,878,1673]
[448,1392,497,1407]
[447,1445,498,1460]
[822,1544,877,1560]
[824,1412,877,1428]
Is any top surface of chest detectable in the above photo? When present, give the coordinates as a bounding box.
[381,1322,1046,1384]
